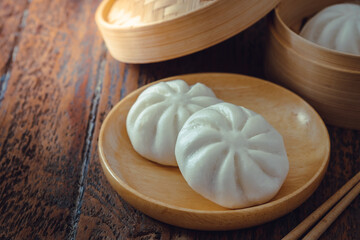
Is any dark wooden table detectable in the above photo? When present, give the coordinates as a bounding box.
[0,0,359,239]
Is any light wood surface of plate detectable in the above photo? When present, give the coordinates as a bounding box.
[98,73,330,230]
[95,0,280,63]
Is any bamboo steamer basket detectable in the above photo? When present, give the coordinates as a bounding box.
[95,0,280,63]
[265,0,360,130]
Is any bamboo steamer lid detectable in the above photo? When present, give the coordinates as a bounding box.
[95,0,280,63]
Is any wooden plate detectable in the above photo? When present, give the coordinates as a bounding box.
[98,73,330,230]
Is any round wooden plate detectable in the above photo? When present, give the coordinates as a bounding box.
[98,73,330,230]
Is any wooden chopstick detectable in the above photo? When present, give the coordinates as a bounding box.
[303,181,360,240]
[282,171,360,240]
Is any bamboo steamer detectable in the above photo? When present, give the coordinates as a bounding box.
[265,0,360,130]
[95,0,280,63]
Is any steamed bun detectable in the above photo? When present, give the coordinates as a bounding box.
[175,102,289,208]
[300,3,360,55]
[126,80,222,166]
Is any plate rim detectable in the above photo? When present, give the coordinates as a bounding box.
[98,73,330,227]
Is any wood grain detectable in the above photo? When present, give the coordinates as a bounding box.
[0,0,29,106]
[0,0,28,75]
[0,0,358,239]
[0,0,105,238]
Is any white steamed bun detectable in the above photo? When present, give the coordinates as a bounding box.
[126,80,221,166]
[300,3,360,55]
[175,102,289,209]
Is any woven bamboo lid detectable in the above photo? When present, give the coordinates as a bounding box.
[107,0,216,27]
[96,0,280,63]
